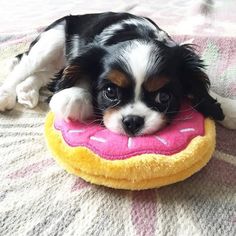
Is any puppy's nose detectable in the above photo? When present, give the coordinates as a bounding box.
[122,115,144,135]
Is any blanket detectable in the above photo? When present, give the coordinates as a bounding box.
[0,1,235,235]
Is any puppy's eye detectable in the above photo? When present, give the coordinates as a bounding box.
[155,92,171,104]
[104,86,118,101]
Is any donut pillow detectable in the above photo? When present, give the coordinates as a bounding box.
[44,102,215,190]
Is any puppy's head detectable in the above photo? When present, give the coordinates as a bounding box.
[96,40,224,136]
[54,40,224,136]
[96,40,182,136]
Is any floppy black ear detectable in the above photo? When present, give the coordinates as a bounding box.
[177,44,224,121]
[48,46,107,92]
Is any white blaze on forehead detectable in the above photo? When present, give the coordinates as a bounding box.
[121,41,154,100]
[121,101,153,117]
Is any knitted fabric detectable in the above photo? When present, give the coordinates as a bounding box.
[1,0,236,235]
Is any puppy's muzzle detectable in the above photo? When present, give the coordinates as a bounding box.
[122,115,144,136]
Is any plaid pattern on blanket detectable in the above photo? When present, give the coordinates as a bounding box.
[0,1,235,235]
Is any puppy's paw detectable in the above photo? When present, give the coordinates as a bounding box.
[218,98,236,130]
[0,87,16,111]
[16,81,39,108]
[7,57,20,72]
[209,91,236,130]
[49,87,93,121]
[220,116,236,130]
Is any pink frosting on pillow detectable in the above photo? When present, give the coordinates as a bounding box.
[54,102,204,160]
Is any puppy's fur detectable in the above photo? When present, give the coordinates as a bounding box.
[0,12,235,135]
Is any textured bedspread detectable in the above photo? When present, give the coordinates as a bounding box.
[0,1,236,235]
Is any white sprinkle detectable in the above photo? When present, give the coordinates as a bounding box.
[68,129,85,133]
[90,136,106,143]
[180,128,195,133]
[155,136,168,145]
[127,138,132,149]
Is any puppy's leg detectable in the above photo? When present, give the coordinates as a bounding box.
[7,55,22,72]
[16,72,51,108]
[210,91,236,129]
[0,23,65,111]
[49,86,93,121]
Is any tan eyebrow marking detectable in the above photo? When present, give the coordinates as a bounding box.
[107,70,130,88]
[103,108,120,125]
[143,76,169,92]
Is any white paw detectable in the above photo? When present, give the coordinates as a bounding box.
[219,98,236,130]
[49,87,93,121]
[16,81,39,108]
[220,117,236,130]
[0,87,16,111]
[210,91,236,130]
[7,57,20,72]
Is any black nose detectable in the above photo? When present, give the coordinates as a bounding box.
[122,115,144,135]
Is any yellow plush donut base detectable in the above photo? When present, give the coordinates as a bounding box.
[45,112,215,190]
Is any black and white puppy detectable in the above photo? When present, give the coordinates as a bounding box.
[0,12,235,135]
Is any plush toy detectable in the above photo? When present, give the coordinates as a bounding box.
[44,102,215,190]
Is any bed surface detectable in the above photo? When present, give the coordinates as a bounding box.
[0,1,235,235]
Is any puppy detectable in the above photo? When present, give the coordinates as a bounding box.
[0,12,235,135]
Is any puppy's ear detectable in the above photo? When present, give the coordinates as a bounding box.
[48,46,107,92]
[177,44,224,120]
